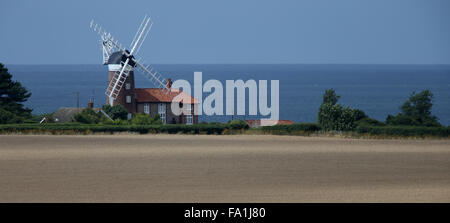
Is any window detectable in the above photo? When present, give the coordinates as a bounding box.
[144,103,150,114]
[158,103,166,113]
[185,103,192,111]
[125,83,131,90]
[127,113,132,120]
[158,103,166,124]
[186,115,193,125]
[160,113,166,124]
[126,96,131,103]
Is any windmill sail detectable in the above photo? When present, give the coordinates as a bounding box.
[135,60,170,92]
[106,60,133,99]
[90,15,171,102]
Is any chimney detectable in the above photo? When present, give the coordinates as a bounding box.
[88,98,94,108]
[166,78,173,89]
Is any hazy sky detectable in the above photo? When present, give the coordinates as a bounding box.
[1,0,449,64]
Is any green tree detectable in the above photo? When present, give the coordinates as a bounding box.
[73,108,102,124]
[318,89,365,131]
[322,88,340,105]
[228,119,249,130]
[0,107,22,124]
[0,63,32,123]
[386,90,440,127]
[101,104,128,120]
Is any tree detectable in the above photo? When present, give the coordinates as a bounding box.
[101,104,128,120]
[73,108,102,124]
[228,119,249,130]
[386,90,440,127]
[0,108,22,124]
[0,63,32,123]
[322,88,340,105]
[318,89,366,131]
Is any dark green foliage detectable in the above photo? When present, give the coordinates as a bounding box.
[101,104,128,120]
[111,119,128,125]
[356,117,385,127]
[353,109,368,121]
[73,108,102,124]
[0,122,447,138]
[318,103,359,131]
[228,119,249,130]
[130,114,162,125]
[0,107,23,124]
[0,122,238,135]
[386,90,440,127]
[0,63,32,123]
[318,89,362,131]
[24,113,56,124]
[322,88,340,105]
[260,123,320,135]
[356,125,450,137]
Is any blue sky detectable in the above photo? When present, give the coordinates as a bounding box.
[0,0,449,64]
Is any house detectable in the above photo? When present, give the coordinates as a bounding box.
[105,52,199,124]
[135,88,199,124]
[53,108,85,123]
[52,100,107,123]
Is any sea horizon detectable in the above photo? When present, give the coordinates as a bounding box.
[6,63,450,125]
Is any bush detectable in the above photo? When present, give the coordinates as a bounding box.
[73,108,102,124]
[0,122,448,138]
[386,90,440,127]
[356,117,385,127]
[386,114,440,127]
[318,89,364,131]
[101,104,128,120]
[353,109,368,121]
[0,107,22,124]
[0,121,248,135]
[356,125,450,137]
[318,103,358,131]
[258,123,320,135]
[228,119,249,130]
[130,114,162,125]
[112,119,129,125]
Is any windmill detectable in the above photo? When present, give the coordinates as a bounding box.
[90,15,170,106]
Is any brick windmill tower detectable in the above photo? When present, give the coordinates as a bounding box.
[105,52,137,114]
[90,16,170,116]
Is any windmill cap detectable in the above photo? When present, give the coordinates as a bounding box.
[107,51,136,67]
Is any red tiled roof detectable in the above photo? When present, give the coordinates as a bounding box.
[135,88,200,104]
[275,120,295,125]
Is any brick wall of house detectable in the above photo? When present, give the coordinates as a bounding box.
[135,102,198,124]
[108,70,137,114]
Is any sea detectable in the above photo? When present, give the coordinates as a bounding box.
[6,64,450,125]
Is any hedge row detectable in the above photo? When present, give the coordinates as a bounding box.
[356,125,450,137]
[0,123,237,135]
[258,123,321,135]
[1,122,449,138]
